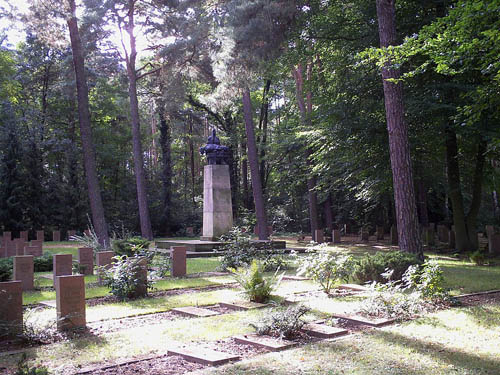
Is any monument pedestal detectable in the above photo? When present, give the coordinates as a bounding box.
[201,164,233,241]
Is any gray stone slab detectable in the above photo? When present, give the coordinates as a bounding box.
[338,284,369,292]
[330,313,396,327]
[167,346,239,366]
[171,306,219,317]
[301,323,348,339]
[233,334,297,352]
[219,301,267,311]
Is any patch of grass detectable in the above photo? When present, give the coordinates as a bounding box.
[208,302,500,375]
[187,257,221,274]
[42,247,78,257]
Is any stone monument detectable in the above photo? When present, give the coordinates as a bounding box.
[199,129,233,241]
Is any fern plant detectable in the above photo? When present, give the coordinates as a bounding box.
[230,260,283,303]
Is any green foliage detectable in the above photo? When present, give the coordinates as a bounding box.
[150,255,172,279]
[0,257,13,281]
[297,245,354,294]
[229,260,283,303]
[33,253,53,272]
[218,227,290,271]
[403,260,448,300]
[15,353,49,375]
[250,305,310,340]
[469,250,486,266]
[352,251,421,284]
[111,237,150,257]
[102,255,152,301]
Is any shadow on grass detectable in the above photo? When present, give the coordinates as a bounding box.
[465,305,500,329]
[372,328,500,374]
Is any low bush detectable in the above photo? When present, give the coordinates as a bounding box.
[111,237,150,257]
[218,227,291,271]
[15,353,50,375]
[150,255,171,279]
[251,305,310,339]
[403,260,448,300]
[102,255,152,301]
[297,245,354,294]
[0,257,13,281]
[230,259,283,303]
[352,251,421,283]
[33,253,52,272]
[469,250,486,265]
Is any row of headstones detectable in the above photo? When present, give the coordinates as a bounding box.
[0,246,189,336]
[1,229,90,246]
[485,225,500,254]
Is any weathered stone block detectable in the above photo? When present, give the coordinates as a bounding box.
[0,281,23,337]
[77,247,94,275]
[332,229,341,244]
[96,251,114,284]
[315,229,324,243]
[55,275,85,331]
[20,231,28,242]
[36,230,44,242]
[53,254,73,286]
[171,246,187,277]
[52,230,61,242]
[489,233,500,254]
[13,255,34,291]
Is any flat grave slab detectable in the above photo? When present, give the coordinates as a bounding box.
[167,345,239,366]
[330,313,396,327]
[233,334,297,352]
[282,275,310,281]
[39,300,57,308]
[171,306,219,317]
[338,284,369,292]
[219,301,268,311]
[301,323,348,339]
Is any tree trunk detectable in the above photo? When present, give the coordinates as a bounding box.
[292,64,319,240]
[66,0,109,246]
[324,193,334,233]
[241,140,249,209]
[417,176,429,227]
[258,80,271,192]
[125,1,153,240]
[157,99,172,236]
[242,87,269,240]
[376,0,423,259]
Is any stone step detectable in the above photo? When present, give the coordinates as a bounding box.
[300,323,348,339]
[233,334,297,352]
[167,345,239,366]
[219,301,268,311]
[171,306,219,318]
[330,313,396,327]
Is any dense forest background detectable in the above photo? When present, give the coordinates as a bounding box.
[0,0,498,247]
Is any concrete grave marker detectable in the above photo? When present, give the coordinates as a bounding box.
[53,254,73,286]
[360,228,369,242]
[3,231,11,243]
[489,234,500,254]
[5,241,16,257]
[14,239,27,256]
[0,247,5,258]
[77,247,94,275]
[56,275,86,331]
[301,323,348,339]
[332,229,341,244]
[167,345,239,366]
[171,246,187,277]
[96,251,114,284]
[20,231,28,242]
[234,334,297,352]
[36,230,44,242]
[52,230,61,242]
[13,255,34,291]
[219,301,267,311]
[29,240,43,257]
[315,229,324,243]
[171,306,219,317]
[0,281,23,337]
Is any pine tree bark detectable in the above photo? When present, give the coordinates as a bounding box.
[292,64,319,240]
[157,99,172,236]
[66,0,109,246]
[258,80,271,192]
[324,193,334,233]
[124,0,153,240]
[242,87,269,240]
[376,0,423,259]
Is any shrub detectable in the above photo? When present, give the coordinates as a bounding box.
[102,255,152,301]
[111,237,150,257]
[20,308,59,346]
[352,251,421,283]
[469,250,486,265]
[403,260,448,300]
[69,221,107,253]
[230,260,283,303]
[15,353,49,375]
[33,253,52,272]
[0,257,13,281]
[150,255,171,279]
[297,245,354,294]
[218,227,291,271]
[250,305,310,339]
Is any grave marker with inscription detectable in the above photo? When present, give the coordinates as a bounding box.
[36,230,44,242]
[13,255,34,291]
[52,230,61,242]
[332,229,341,244]
[314,229,324,244]
[56,275,86,331]
[20,231,28,242]
[171,246,187,277]
[96,251,114,284]
[53,254,73,286]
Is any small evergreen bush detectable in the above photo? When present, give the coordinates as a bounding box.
[111,237,150,257]
[251,305,310,339]
[297,245,354,294]
[102,255,152,301]
[0,258,13,281]
[353,251,421,283]
[230,260,283,303]
[33,253,52,272]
